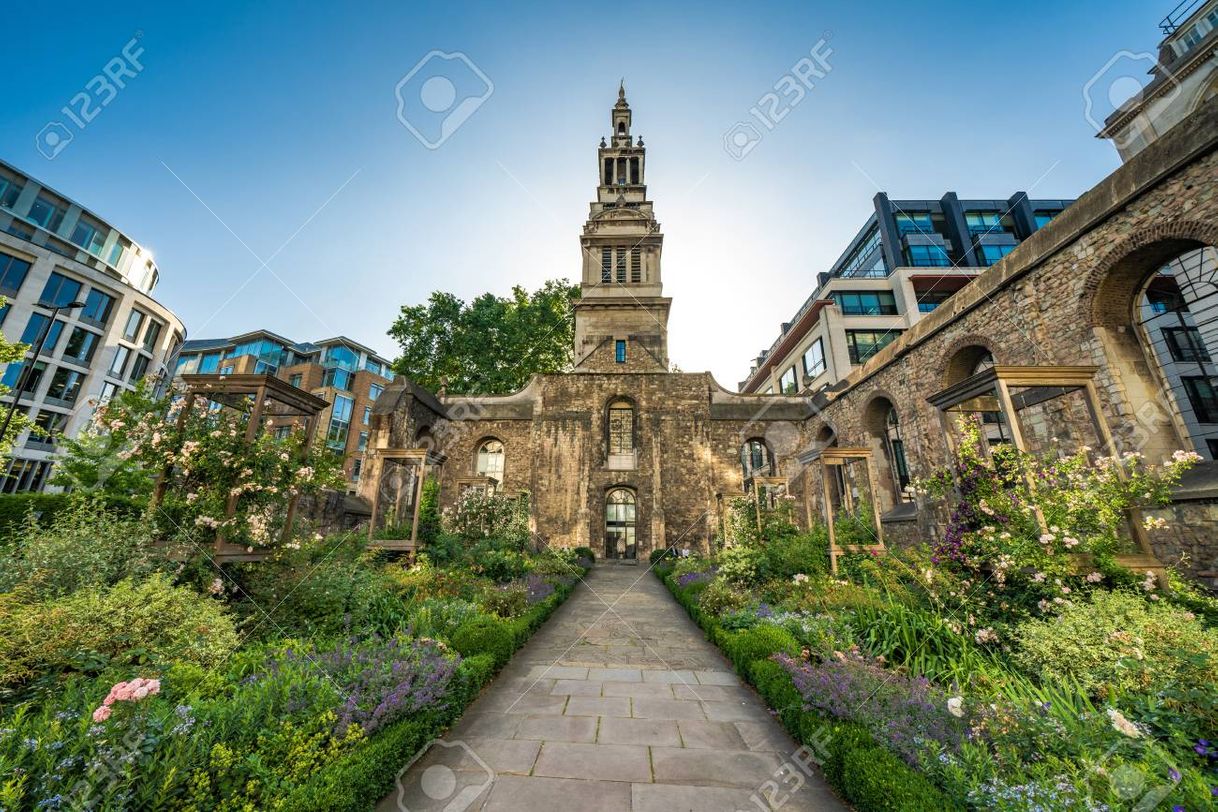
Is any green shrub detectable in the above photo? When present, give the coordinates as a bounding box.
[0,497,162,598]
[722,625,800,676]
[696,579,748,616]
[451,615,516,666]
[480,581,529,617]
[717,543,764,586]
[761,528,829,580]
[648,548,677,565]
[0,574,239,690]
[837,732,956,811]
[573,545,596,562]
[0,492,71,535]
[1013,589,1218,697]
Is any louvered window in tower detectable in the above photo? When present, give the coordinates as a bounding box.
[615,248,627,283]
[601,247,612,283]
[630,248,642,283]
[608,401,634,453]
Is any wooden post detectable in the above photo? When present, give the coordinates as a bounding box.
[409,458,427,545]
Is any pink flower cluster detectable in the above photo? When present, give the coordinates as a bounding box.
[91,677,161,723]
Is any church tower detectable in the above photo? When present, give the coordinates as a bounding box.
[572,83,671,372]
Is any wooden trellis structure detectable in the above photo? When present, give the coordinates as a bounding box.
[928,365,1165,579]
[365,447,447,553]
[800,446,886,574]
[151,373,329,562]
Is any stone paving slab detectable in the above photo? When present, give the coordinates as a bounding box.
[379,565,846,811]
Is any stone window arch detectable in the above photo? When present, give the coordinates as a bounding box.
[740,438,773,480]
[475,437,505,481]
[1086,222,1218,461]
[607,397,636,454]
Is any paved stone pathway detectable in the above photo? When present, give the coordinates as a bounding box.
[380,565,846,811]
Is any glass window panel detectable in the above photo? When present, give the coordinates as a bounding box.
[476,439,505,479]
[802,339,825,378]
[80,288,115,326]
[0,252,31,295]
[38,272,83,307]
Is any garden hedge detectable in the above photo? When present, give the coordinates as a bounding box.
[655,563,959,812]
[0,492,144,536]
[287,573,581,811]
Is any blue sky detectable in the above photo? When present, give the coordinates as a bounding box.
[2,0,1166,387]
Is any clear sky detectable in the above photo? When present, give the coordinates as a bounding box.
[1,0,1168,388]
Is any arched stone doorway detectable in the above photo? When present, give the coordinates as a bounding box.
[605,488,637,560]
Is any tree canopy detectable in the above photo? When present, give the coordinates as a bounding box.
[388,279,580,395]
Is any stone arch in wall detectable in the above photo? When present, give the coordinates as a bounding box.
[859,390,906,512]
[941,336,1000,387]
[474,436,506,481]
[1085,221,1218,461]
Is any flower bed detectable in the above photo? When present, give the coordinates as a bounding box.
[655,434,1218,811]
[0,490,589,811]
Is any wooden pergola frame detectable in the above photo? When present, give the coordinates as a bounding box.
[152,373,329,561]
[365,447,446,552]
[746,474,789,534]
[799,446,886,574]
[928,365,1164,577]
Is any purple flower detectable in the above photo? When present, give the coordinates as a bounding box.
[1168,768,1181,782]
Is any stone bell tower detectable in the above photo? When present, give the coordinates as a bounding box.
[572,82,671,372]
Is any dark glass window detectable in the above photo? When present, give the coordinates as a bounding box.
[1,360,47,393]
[1183,377,1218,423]
[326,394,354,450]
[846,329,901,364]
[832,290,898,315]
[142,319,163,352]
[0,177,22,209]
[289,373,303,387]
[63,327,100,364]
[839,225,886,277]
[964,211,1006,234]
[19,314,65,355]
[27,196,67,232]
[1164,327,1211,363]
[780,365,798,394]
[0,252,31,296]
[46,367,84,404]
[615,339,626,363]
[109,346,131,377]
[129,354,150,383]
[894,212,933,235]
[70,218,107,254]
[903,244,950,267]
[802,338,825,379]
[1033,210,1060,228]
[916,289,954,313]
[1145,286,1182,314]
[38,272,82,307]
[979,244,1017,265]
[122,309,145,341]
[80,288,115,326]
[369,382,384,400]
[198,353,221,374]
[323,368,353,390]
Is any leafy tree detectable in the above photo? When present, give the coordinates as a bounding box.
[0,297,33,460]
[388,279,579,394]
[50,383,162,496]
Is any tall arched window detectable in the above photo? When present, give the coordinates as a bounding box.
[476,439,505,481]
[740,439,773,479]
[608,399,634,454]
[605,488,636,559]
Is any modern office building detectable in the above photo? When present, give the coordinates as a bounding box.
[175,331,394,490]
[1098,0,1218,161]
[0,159,185,492]
[739,191,1074,397]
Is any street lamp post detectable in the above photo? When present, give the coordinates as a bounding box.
[0,300,86,445]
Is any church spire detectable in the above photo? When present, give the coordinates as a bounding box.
[617,79,627,105]
[611,82,632,146]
